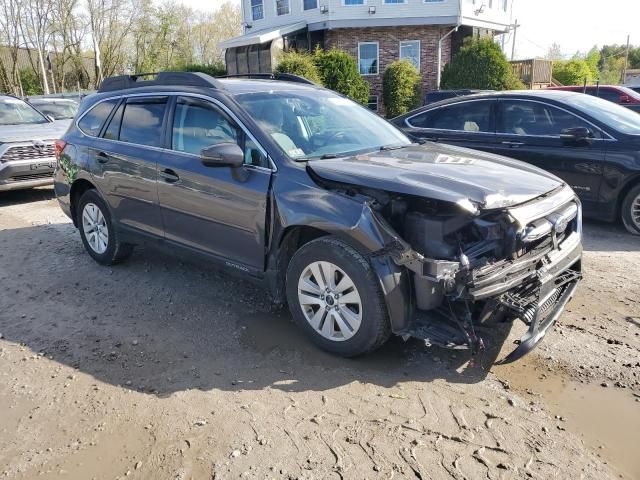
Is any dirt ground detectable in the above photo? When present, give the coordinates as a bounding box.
[1,187,638,480]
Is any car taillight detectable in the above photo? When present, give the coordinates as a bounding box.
[54,139,66,161]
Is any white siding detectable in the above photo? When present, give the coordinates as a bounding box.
[243,0,462,31]
[459,0,510,31]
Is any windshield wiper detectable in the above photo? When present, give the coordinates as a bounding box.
[319,153,338,159]
[379,144,408,151]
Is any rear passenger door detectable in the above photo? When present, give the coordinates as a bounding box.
[401,99,498,153]
[157,95,271,272]
[492,99,606,203]
[89,96,167,237]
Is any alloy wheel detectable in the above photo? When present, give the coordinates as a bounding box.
[82,202,109,254]
[632,193,640,231]
[297,261,362,342]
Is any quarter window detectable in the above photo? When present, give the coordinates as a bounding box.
[276,0,290,15]
[409,101,494,132]
[251,0,264,20]
[119,97,167,147]
[497,100,594,137]
[303,0,317,9]
[400,40,420,71]
[77,99,119,136]
[358,42,379,75]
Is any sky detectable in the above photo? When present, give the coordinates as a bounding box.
[176,0,638,60]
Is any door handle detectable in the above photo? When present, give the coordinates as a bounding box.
[501,141,524,147]
[159,168,179,183]
[96,152,109,163]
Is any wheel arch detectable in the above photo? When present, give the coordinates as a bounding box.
[70,178,97,227]
[617,173,640,218]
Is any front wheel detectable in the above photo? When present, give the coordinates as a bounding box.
[285,237,391,357]
[77,189,133,265]
[621,184,640,235]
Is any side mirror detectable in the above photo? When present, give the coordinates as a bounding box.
[560,127,592,144]
[620,95,631,104]
[200,143,244,168]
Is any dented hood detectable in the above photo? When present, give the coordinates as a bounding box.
[307,143,563,210]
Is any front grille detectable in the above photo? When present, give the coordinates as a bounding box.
[519,201,579,256]
[9,172,54,182]
[1,144,55,163]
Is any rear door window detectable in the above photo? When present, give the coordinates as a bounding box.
[597,88,622,103]
[408,101,495,133]
[102,102,124,140]
[78,99,119,136]
[497,100,596,137]
[119,97,167,147]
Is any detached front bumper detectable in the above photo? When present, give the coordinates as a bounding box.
[496,231,582,363]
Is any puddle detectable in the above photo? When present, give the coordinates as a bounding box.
[494,360,640,479]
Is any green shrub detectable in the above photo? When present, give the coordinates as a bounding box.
[441,38,523,90]
[19,69,43,95]
[382,60,422,118]
[314,48,369,105]
[553,59,593,86]
[275,50,322,84]
[178,63,226,77]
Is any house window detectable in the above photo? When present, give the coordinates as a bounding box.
[424,0,444,3]
[400,40,420,71]
[367,95,378,112]
[251,0,264,20]
[304,0,318,9]
[358,42,378,75]
[276,0,290,15]
[384,0,405,4]
[343,0,364,5]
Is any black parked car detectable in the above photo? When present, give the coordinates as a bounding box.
[392,90,640,234]
[55,72,583,363]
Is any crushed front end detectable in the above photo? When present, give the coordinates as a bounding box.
[377,185,583,363]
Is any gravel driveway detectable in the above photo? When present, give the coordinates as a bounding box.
[1,187,638,479]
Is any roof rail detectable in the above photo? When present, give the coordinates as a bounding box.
[98,71,223,93]
[216,73,316,85]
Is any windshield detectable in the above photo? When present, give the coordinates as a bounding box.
[565,93,640,135]
[0,97,49,125]
[235,90,411,159]
[32,101,78,120]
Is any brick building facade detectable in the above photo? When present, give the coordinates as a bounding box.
[325,26,452,114]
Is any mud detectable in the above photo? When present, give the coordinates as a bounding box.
[0,187,638,479]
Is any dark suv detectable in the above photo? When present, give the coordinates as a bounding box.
[55,72,583,363]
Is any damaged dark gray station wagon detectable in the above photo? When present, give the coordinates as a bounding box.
[55,72,583,363]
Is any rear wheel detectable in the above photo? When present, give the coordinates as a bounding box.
[77,189,133,265]
[286,237,391,357]
[621,184,640,235]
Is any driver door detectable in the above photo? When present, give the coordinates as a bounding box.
[157,95,272,271]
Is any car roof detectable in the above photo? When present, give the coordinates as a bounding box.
[419,89,582,108]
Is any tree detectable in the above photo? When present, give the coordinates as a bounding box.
[584,46,601,80]
[553,59,593,85]
[545,42,563,61]
[441,38,523,91]
[314,48,369,104]
[275,50,322,84]
[382,60,421,118]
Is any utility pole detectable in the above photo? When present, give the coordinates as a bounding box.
[623,34,630,83]
[511,19,520,61]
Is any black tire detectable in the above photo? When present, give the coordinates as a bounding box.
[285,236,391,357]
[621,184,640,235]
[76,189,133,265]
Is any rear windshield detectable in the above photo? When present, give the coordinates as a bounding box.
[32,100,78,120]
[0,97,48,125]
[566,93,640,135]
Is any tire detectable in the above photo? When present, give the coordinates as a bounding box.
[285,236,391,357]
[621,184,640,235]
[76,189,133,265]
